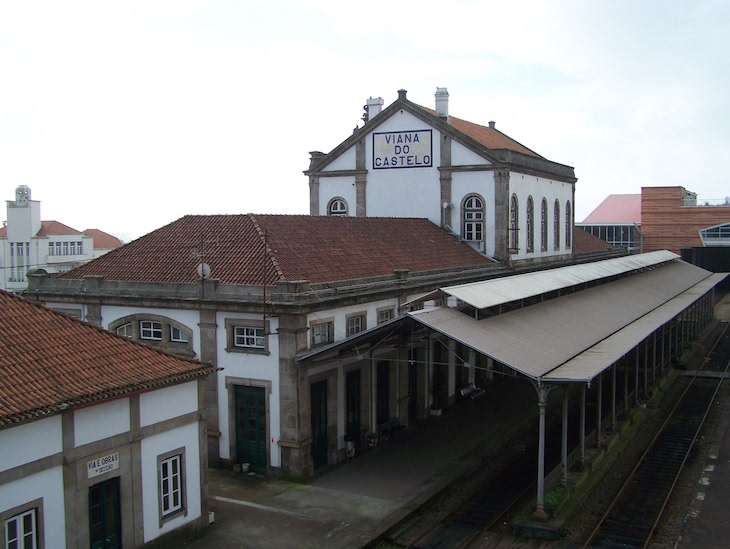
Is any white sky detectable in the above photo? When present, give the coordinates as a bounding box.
[2,0,729,242]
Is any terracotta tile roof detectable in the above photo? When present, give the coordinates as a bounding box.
[83,228,124,249]
[573,226,618,253]
[0,225,5,237]
[581,194,642,224]
[421,107,542,158]
[58,215,494,285]
[0,289,215,426]
[37,220,83,236]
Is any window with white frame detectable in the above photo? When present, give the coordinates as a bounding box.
[463,195,484,242]
[224,319,269,353]
[234,326,264,349]
[328,198,348,216]
[1,500,42,549]
[526,196,534,253]
[4,509,37,549]
[553,199,560,250]
[541,198,548,252]
[565,201,572,248]
[116,323,133,338]
[140,320,163,340]
[377,307,395,324]
[509,195,519,252]
[311,320,334,347]
[170,325,189,343]
[346,314,366,337]
[158,449,187,524]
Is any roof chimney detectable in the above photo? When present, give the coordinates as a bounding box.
[365,96,384,122]
[435,87,449,122]
[398,89,407,101]
[488,121,495,129]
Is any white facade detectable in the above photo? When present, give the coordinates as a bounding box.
[0,381,206,548]
[1,186,104,292]
[308,88,576,264]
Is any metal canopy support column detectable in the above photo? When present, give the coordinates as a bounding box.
[562,387,569,486]
[596,373,603,448]
[580,384,586,466]
[533,380,556,520]
[652,332,657,386]
[623,355,629,414]
[643,338,649,398]
[611,363,616,432]
[635,345,640,406]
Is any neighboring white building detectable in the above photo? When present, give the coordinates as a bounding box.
[0,185,123,292]
[306,88,576,264]
[0,289,215,548]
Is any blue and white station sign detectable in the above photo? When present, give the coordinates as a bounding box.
[372,129,432,169]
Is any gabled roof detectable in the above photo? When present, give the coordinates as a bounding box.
[581,194,642,224]
[0,290,215,426]
[83,228,124,249]
[306,90,575,181]
[572,225,619,253]
[38,220,83,236]
[58,214,495,285]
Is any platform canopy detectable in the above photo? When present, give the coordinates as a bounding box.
[409,260,725,384]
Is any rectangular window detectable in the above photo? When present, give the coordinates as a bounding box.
[311,321,334,346]
[3,508,37,549]
[170,326,189,343]
[55,243,62,256]
[377,308,395,325]
[160,455,182,515]
[234,326,264,349]
[77,241,83,254]
[157,448,187,525]
[69,242,76,255]
[48,243,54,256]
[140,320,162,340]
[346,315,365,337]
[63,242,69,256]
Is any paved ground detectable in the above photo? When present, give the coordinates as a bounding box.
[182,377,539,549]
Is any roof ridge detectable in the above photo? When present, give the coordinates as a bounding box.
[248,214,286,282]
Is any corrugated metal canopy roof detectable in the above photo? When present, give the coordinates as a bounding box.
[409,260,719,382]
[544,272,728,382]
[438,250,678,310]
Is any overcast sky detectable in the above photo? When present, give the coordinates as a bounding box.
[2,1,728,242]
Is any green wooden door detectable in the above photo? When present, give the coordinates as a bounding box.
[310,380,328,468]
[235,385,267,474]
[89,477,121,549]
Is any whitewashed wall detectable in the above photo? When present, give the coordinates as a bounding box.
[74,398,130,447]
[140,382,198,428]
[0,416,62,473]
[140,422,201,542]
[0,466,66,549]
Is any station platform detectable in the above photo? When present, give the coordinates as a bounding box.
[182,375,541,549]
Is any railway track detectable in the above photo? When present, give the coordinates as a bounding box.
[584,322,730,548]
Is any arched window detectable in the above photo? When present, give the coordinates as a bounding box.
[328,198,348,216]
[463,195,484,242]
[509,194,519,252]
[526,196,534,253]
[565,201,572,248]
[541,198,548,252]
[553,199,560,250]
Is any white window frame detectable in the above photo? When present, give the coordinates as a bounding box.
[346,314,366,337]
[116,323,133,338]
[1,499,43,549]
[140,320,163,341]
[170,325,189,343]
[158,448,187,525]
[509,195,519,252]
[462,195,484,242]
[234,326,264,349]
[328,198,348,216]
[377,307,395,325]
[311,320,334,347]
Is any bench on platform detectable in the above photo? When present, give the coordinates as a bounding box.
[460,383,486,400]
[378,418,403,443]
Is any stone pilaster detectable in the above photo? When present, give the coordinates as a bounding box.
[277,312,312,478]
[355,137,367,216]
[440,133,452,231]
[494,170,510,261]
[198,308,220,465]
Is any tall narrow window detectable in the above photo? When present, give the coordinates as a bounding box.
[160,455,183,516]
[553,199,560,250]
[509,195,518,251]
[526,196,534,252]
[4,509,37,549]
[463,195,484,242]
[541,198,548,252]
[565,201,572,248]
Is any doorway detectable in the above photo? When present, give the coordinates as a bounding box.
[234,385,267,474]
[346,369,361,448]
[311,380,328,468]
[89,477,121,549]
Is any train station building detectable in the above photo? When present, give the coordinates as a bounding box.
[20,88,728,517]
